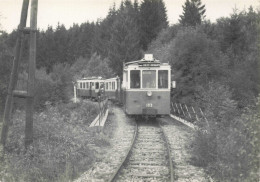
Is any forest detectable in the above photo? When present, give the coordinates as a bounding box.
[0,0,259,181]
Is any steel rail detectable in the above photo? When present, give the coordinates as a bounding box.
[108,122,138,182]
[159,122,175,182]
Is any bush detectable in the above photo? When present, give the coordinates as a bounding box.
[2,101,99,182]
[191,83,260,181]
[13,66,73,112]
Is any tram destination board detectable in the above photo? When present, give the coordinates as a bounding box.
[138,62,160,67]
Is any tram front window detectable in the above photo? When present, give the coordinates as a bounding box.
[158,70,168,88]
[142,70,156,88]
[130,70,140,88]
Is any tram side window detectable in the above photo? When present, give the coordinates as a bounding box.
[122,71,128,88]
[112,82,115,90]
[95,82,99,89]
[158,70,168,88]
[80,82,83,89]
[83,82,85,89]
[100,83,104,89]
[106,83,108,90]
[86,82,89,89]
[130,70,140,88]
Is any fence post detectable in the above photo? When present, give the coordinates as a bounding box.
[175,103,180,115]
[171,102,175,114]
[73,84,77,103]
[199,108,209,127]
[98,97,101,128]
[185,104,192,119]
[179,103,186,117]
[191,106,199,121]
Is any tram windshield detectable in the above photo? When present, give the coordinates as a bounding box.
[142,70,156,88]
[158,70,168,88]
[130,70,140,88]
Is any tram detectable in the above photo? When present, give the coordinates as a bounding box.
[121,54,173,117]
[76,77,105,100]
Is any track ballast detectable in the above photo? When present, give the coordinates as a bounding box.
[109,119,174,182]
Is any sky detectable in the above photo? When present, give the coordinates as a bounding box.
[0,0,259,33]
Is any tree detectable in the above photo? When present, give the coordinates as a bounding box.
[80,53,113,78]
[139,0,168,50]
[179,0,206,26]
[213,8,260,107]
[169,28,226,103]
[36,26,56,72]
[91,5,117,58]
[108,0,142,76]
[0,32,12,116]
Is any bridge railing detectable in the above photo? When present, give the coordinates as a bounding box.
[170,102,209,129]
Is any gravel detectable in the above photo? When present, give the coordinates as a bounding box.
[160,116,211,182]
[74,106,136,182]
[74,107,210,182]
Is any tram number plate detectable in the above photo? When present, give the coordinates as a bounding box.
[146,103,153,107]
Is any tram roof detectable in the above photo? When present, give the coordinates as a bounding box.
[105,77,119,81]
[124,58,160,66]
[78,76,104,81]
[124,54,169,67]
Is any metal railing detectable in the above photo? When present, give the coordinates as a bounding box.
[170,102,209,130]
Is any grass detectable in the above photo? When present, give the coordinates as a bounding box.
[0,100,107,182]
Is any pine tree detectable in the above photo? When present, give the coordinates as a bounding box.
[91,5,117,58]
[179,0,206,27]
[139,0,168,50]
[108,0,142,76]
[37,26,56,72]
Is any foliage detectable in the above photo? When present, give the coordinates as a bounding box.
[91,6,117,58]
[139,0,168,50]
[108,0,142,76]
[169,27,226,103]
[71,53,113,80]
[179,0,206,26]
[147,24,181,62]
[1,101,99,182]
[70,56,90,80]
[0,32,12,117]
[14,65,73,111]
[212,8,260,107]
[191,83,260,181]
[83,53,113,78]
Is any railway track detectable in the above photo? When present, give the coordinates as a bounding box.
[109,119,174,182]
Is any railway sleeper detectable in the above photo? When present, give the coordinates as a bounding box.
[126,167,169,175]
[128,164,169,169]
[129,158,167,162]
[133,149,166,153]
[129,173,168,178]
[135,144,163,149]
[130,155,167,160]
[129,161,167,165]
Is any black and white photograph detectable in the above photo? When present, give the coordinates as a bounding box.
[0,0,259,181]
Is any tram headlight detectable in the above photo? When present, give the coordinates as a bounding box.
[147,91,152,97]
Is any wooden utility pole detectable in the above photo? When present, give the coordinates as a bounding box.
[0,0,30,147]
[0,0,38,148]
[25,0,38,147]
